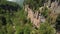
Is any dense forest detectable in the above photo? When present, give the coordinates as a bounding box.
[0,0,60,34]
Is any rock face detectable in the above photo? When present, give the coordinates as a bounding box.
[24,5,46,28]
[48,0,60,14]
[25,6,41,28]
[24,0,60,28]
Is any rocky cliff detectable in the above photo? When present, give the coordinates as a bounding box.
[24,0,60,28]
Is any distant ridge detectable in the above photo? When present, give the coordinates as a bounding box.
[7,0,24,7]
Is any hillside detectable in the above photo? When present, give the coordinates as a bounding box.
[0,0,60,34]
[7,0,24,7]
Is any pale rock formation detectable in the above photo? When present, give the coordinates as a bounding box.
[24,0,60,28]
[27,7,41,28]
[24,5,46,28]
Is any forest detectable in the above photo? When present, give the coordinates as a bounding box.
[0,0,60,34]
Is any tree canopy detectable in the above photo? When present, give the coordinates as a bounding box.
[24,0,48,10]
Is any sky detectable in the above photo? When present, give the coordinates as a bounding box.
[7,0,24,6]
[7,0,17,2]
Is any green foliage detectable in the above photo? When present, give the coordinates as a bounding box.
[24,24,31,34]
[7,25,14,34]
[0,1,21,34]
[0,0,57,34]
[41,7,49,18]
[56,14,60,22]
[24,0,48,10]
[56,14,60,29]
[39,22,56,34]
